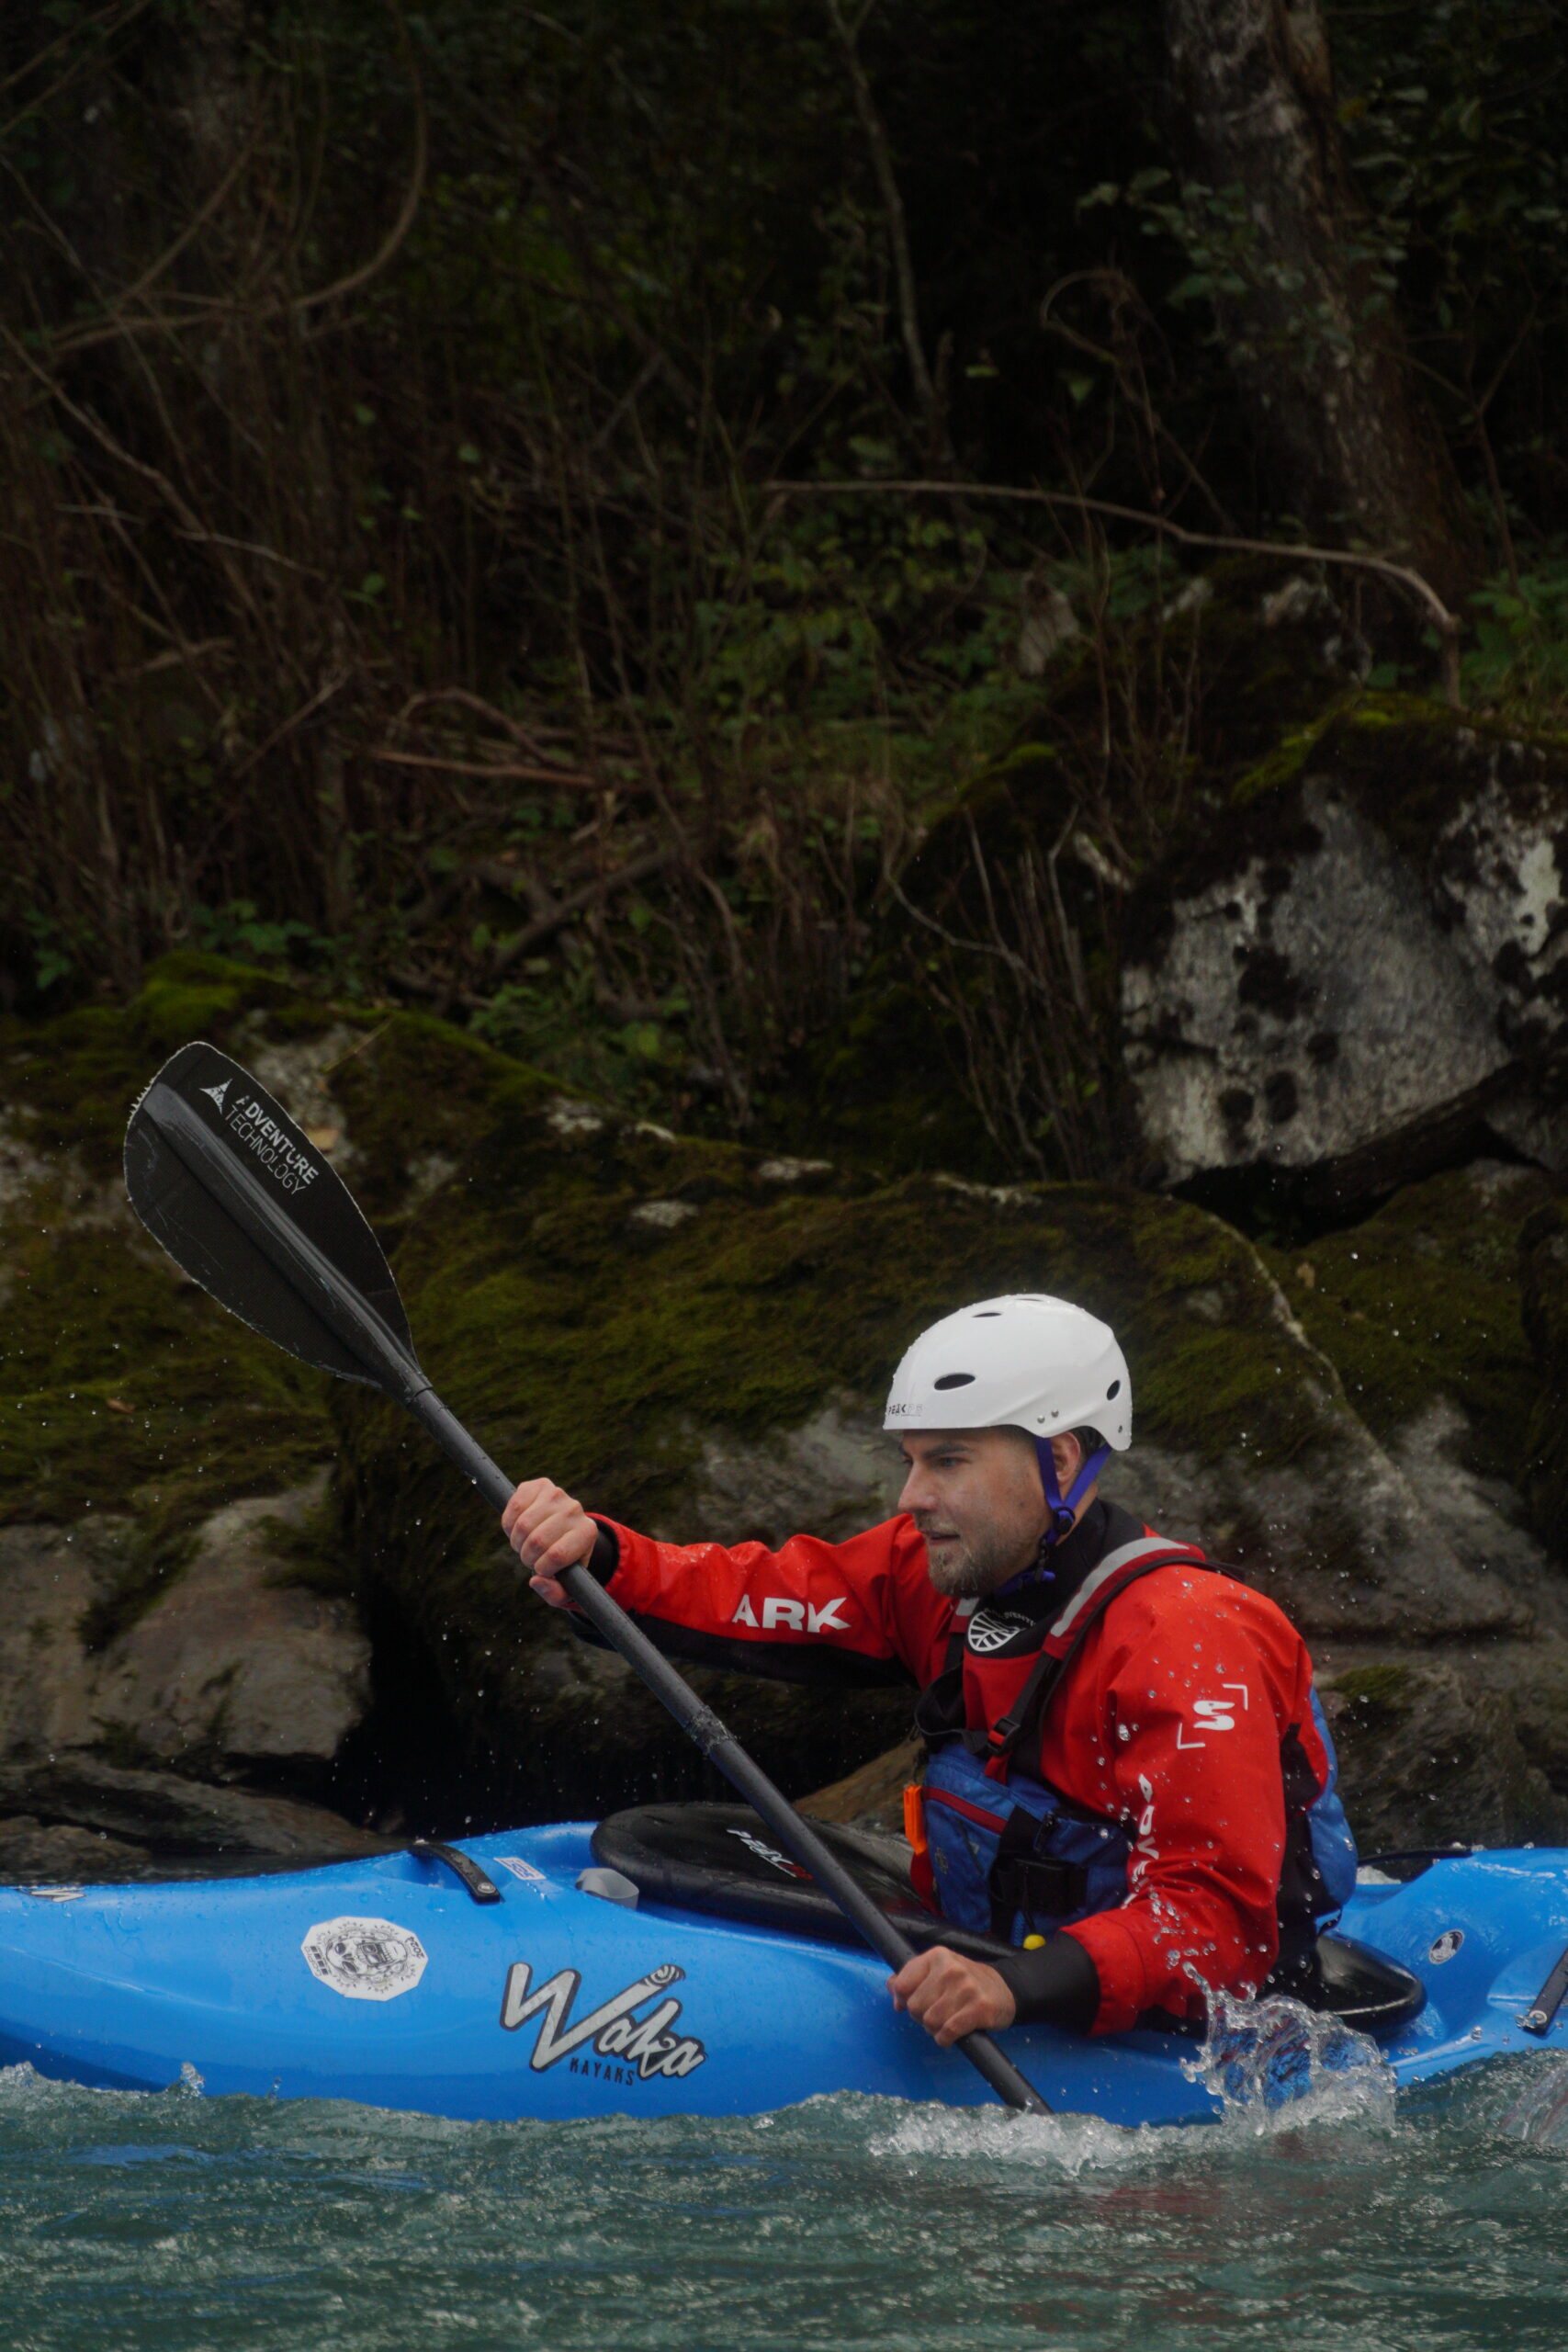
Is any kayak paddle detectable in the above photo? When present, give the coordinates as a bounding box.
[123,1042,1051,2116]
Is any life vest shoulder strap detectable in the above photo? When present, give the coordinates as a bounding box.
[980,1537,1213,1776]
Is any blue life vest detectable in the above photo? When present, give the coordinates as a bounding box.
[911,1532,1359,1985]
[922,1735,1133,1941]
[920,1685,1356,1947]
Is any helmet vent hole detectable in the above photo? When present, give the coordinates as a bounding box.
[932,1373,975,1391]
[1106,1379,1122,1398]
[972,1310,1001,1317]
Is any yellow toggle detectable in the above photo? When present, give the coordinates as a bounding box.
[1022,1934,1046,1949]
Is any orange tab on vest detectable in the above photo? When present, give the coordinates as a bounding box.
[903,1782,938,1912]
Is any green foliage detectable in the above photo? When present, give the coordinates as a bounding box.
[1084,169,1404,365]
[1331,0,1568,362]
[1462,554,1568,725]
[1,0,1565,1165]
[18,908,74,996]
[187,902,330,968]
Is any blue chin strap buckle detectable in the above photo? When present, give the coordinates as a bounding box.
[996,1436,1111,1596]
[1034,1434,1109,1553]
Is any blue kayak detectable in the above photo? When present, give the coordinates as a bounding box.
[1,1808,1564,2129]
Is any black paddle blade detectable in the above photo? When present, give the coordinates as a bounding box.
[124,1041,423,1401]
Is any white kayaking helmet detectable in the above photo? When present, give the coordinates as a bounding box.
[884,1294,1131,1446]
[884,1294,1131,1544]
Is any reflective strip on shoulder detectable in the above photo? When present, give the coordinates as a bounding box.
[1046,1537,1208,1642]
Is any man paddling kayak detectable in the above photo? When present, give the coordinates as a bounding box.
[502,1294,1357,2047]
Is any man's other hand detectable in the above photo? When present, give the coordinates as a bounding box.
[502,1478,597,1605]
[888,1946,1017,2045]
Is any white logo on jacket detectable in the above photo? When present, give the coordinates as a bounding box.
[729,1594,851,1633]
[1175,1682,1250,1747]
[965,1606,1036,1657]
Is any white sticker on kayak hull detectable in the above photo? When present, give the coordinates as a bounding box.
[302,1916,428,2001]
[494,1855,547,1891]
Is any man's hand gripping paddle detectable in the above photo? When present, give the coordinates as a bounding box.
[124,1043,1051,2117]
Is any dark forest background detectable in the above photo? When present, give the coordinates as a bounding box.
[1,0,1564,1174]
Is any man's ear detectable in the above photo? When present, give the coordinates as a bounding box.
[1047,1430,1085,1484]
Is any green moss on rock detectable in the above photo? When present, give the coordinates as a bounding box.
[0,956,569,1626]
[6,947,1559,1836]
[331,1060,1494,1815]
[1321,1656,1568,1849]
[1262,1160,1552,1488]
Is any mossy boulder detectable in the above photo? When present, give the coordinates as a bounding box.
[331,1057,1538,1826]
[1262,1159,1559,1587]
[0,955,442,1861]
[1318,1657,1568,1852]
[1121,700,1568,1207]
[0,956,346,1558]
[6,948,1568,1859]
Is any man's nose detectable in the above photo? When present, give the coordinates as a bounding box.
[897,1462,933,1514]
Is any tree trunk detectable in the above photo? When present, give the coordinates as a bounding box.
[1162,0,1481,605]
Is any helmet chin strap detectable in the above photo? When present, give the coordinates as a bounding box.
[1034,1433,1109,1550]
[992,1436,1111,1597]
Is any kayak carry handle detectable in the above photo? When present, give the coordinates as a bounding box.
[409,1839,502,1905]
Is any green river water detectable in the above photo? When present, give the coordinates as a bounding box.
[4,2050,1568,2352]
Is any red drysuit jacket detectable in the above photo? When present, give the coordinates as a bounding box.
[584,1506,1337,2035]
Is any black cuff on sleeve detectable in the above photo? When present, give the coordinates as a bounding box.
[584,1519,620,1585]
[990,1933,1100,2035]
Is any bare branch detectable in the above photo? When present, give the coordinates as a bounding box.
[491,848,682,975]
[822,0,951,463]
[365,747,615,789]
[292,0,427,320]
[761,476,1465,705]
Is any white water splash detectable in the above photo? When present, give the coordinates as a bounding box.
[874,2099,1152,2176]
[1495,2052,1568,2146]
[1182,1984,1395,2132]
[874,1991,1393,2171]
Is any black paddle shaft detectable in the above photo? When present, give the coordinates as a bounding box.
[412,1395,1049,2116]
[124,1045,1050,2118]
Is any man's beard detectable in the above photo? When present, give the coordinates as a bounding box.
[915,1518,1023,1599]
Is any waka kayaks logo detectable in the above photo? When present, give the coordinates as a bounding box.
[196,1076,321,1194]
[500,1958,707,2083]
[302,1916,429,2002]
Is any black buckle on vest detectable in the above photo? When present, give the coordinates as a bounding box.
[986,1804,1089,1937]
[988,1853,1089,1939]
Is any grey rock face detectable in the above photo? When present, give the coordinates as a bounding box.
[0,1520,130,1756]
[0,1483,370,1783]
[1103,1433,1525,1645]
[672,1405,905,1549]
[1122,719,1568,1198]
[92,1482,370,1772]
[1317,1657,1568,1853]
[0,1815,168,1883]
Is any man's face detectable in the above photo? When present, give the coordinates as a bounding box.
[897,1428,1084,1598]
